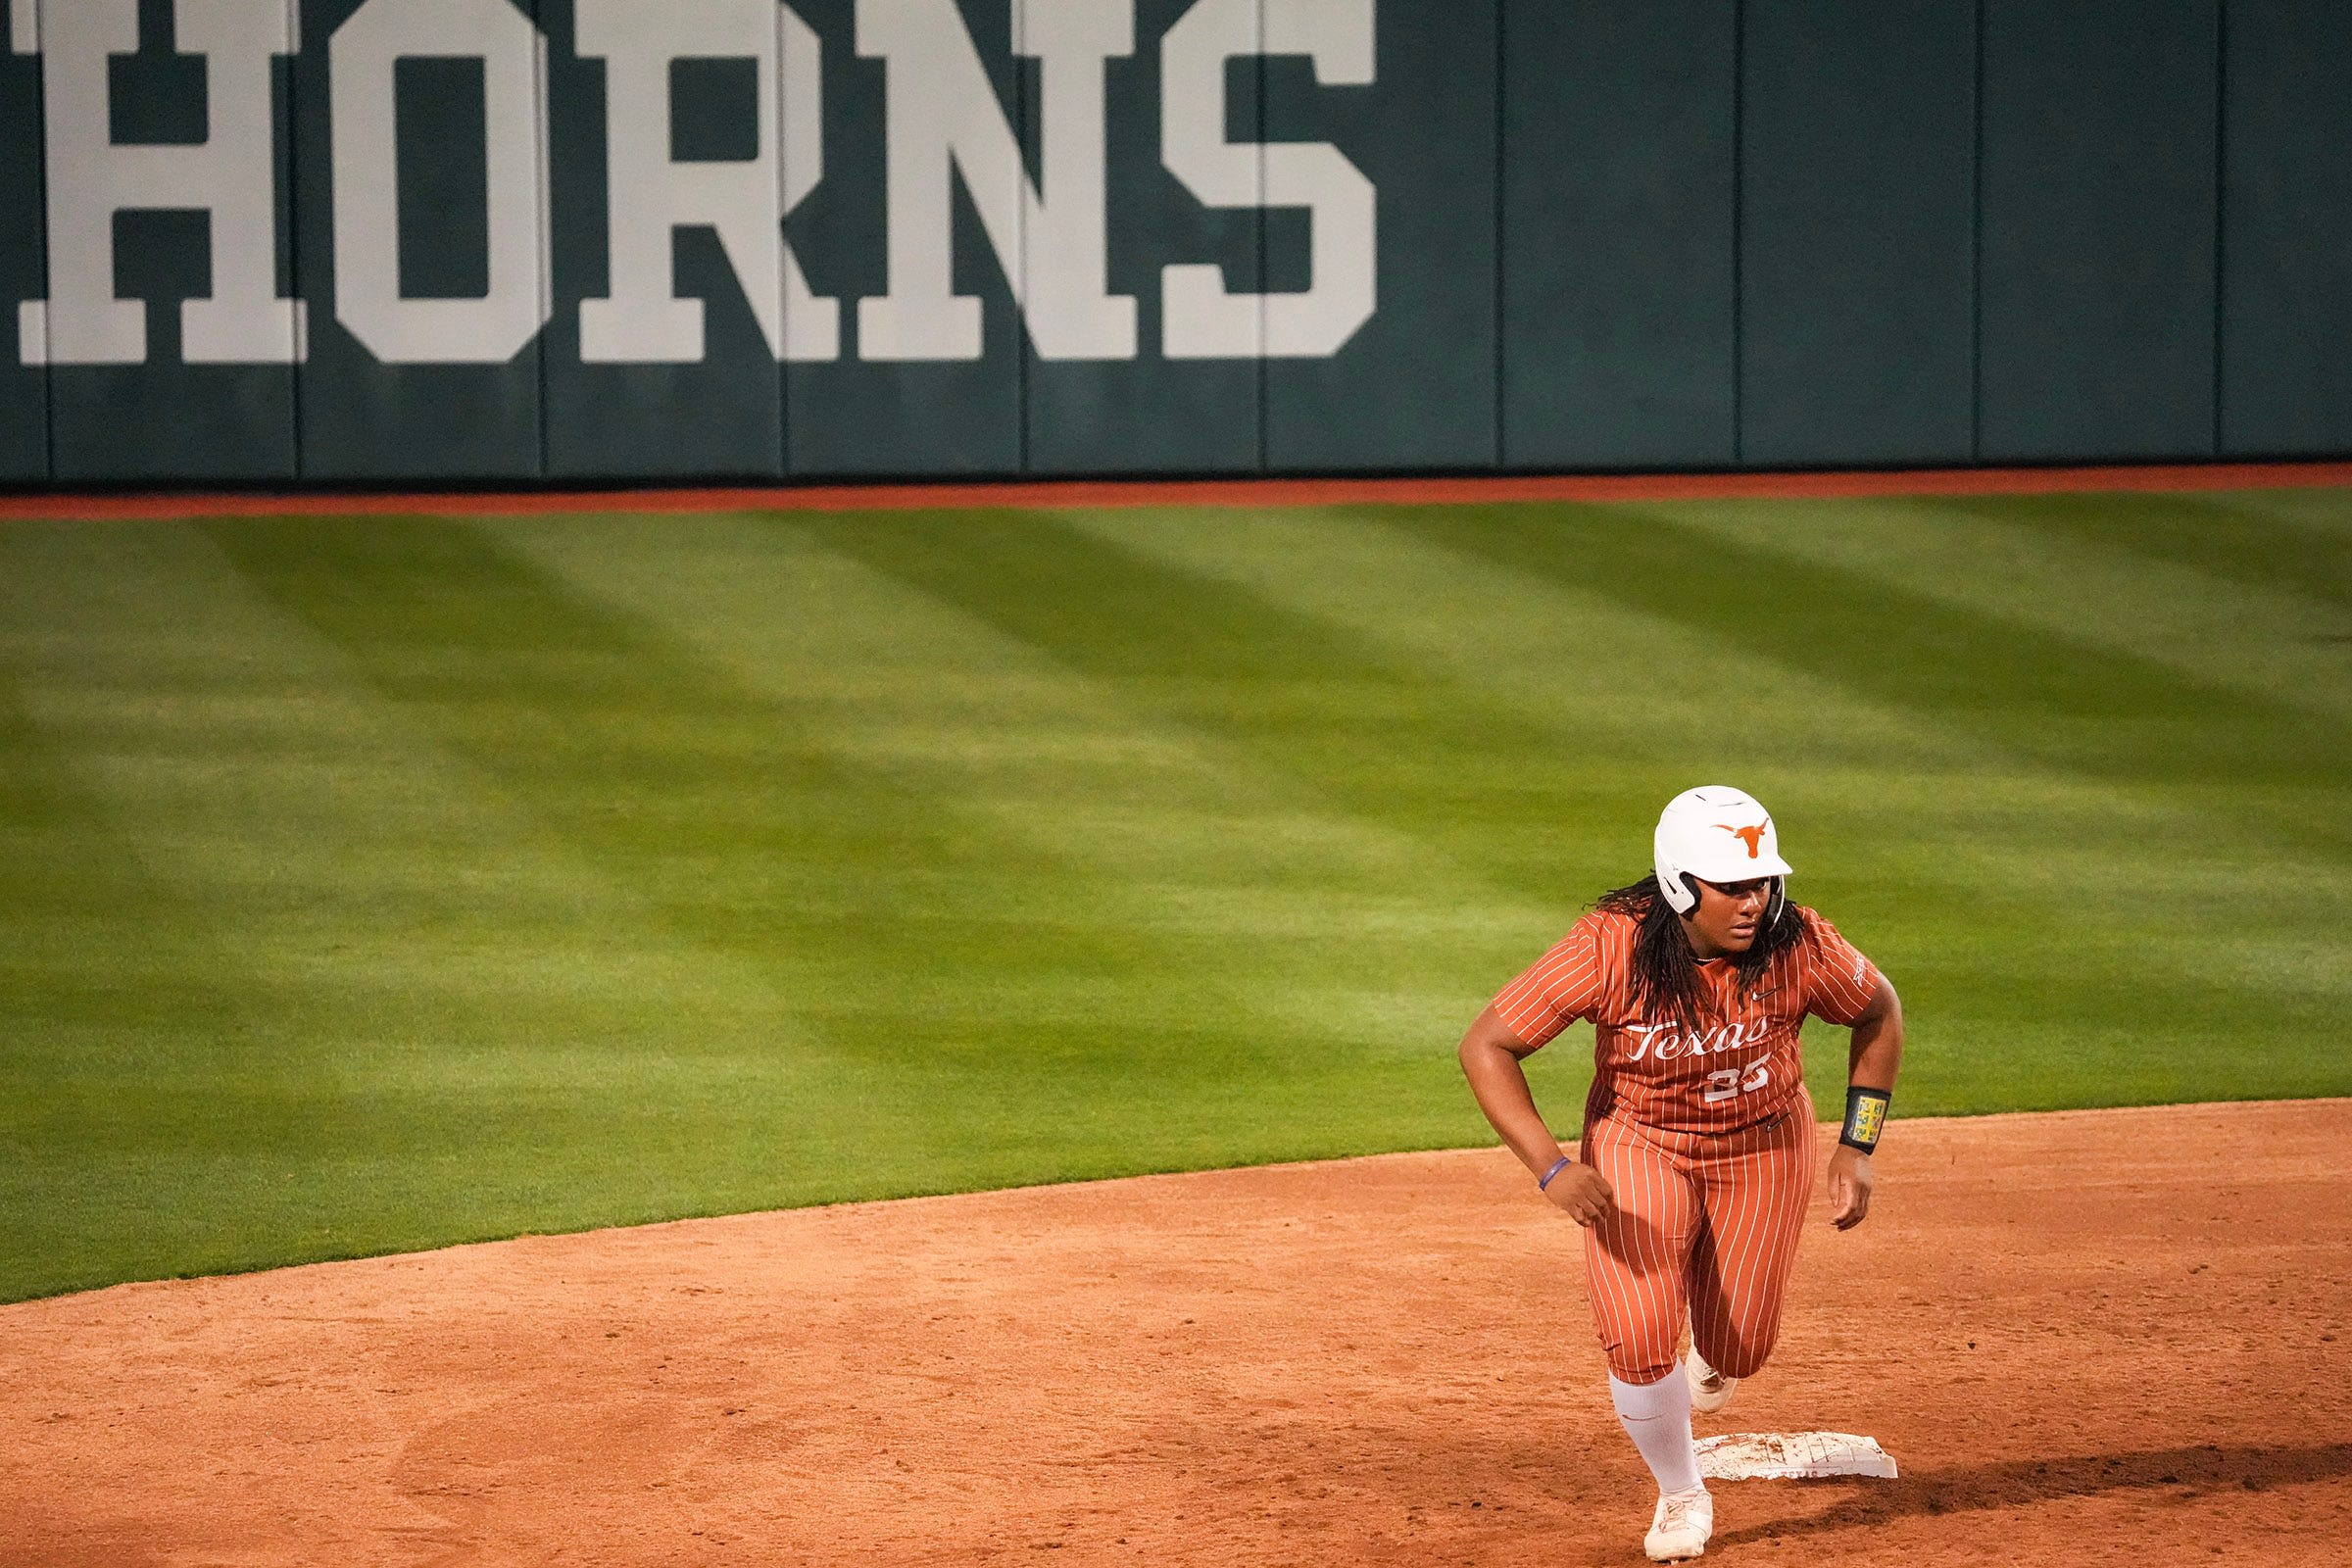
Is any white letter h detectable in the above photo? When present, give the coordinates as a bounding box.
[20,0,305,367]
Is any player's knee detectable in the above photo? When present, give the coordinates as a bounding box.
[1602,1326,1684,1386]
[1609,1351,1683,1386]
[1692,1329,1773,1381]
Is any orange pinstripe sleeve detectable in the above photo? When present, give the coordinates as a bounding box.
[1491,913,1609,1049]
[1799,909,1885,1026]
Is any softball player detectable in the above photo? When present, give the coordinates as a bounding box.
[1458,786,1904,1562]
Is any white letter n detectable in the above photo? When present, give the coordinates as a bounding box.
[857,0,1134,363]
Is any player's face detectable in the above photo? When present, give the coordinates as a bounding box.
[1683,876,1775,959]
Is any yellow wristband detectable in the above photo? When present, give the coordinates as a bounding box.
[1841,1088,1889,1152]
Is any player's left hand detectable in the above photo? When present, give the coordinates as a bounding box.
[1827,1145,1874,1230]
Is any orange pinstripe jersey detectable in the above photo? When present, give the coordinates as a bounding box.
[1491,906,1884,1134]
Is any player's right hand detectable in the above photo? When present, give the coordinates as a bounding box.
[1544,1163,1615,1227]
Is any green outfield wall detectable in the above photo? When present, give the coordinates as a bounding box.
[2,0,2349,485]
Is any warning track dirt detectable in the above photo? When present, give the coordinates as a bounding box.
[3,1100,2347,1567]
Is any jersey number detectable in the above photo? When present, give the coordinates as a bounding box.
[1701,1056,1773,1105]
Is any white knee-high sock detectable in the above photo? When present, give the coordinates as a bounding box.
[1609,1364,1704,1495]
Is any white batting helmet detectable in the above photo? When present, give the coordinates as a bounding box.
[1653,785,1793,916]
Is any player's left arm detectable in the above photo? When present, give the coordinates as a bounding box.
[1827,972,1903,1232]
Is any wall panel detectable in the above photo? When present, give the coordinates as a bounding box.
[1740,0,1974,466]
[1979,0,2218,462]
[1022,0,1260,476]
[1261,0,1494,472]
[293,0,547,481]
[786,0,1021,477]
[1499,0,1736,470]
[2219,0,2352,457]
[539,0,784,480]
[1,1,46,481]
[42,0,300,483]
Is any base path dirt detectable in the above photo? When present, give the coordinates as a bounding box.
[5,1101,2348,1568]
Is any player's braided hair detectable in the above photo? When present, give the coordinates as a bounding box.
[1593,873,1800,1033]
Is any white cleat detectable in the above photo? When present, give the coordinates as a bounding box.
[1644,1485,1714,1562]
[1686,1349,1737,1415]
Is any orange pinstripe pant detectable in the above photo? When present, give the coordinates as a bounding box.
[1580,1104,1819,1385]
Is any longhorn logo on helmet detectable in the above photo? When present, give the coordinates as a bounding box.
[1717,823,1768,858]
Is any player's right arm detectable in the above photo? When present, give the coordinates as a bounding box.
[1825,972,1903,1231]
[1458,1004,1615,1227]
[1798,909,1903,1232]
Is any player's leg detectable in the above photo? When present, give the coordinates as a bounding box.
[1584,1114,1702,1385]
[1582,1113,1711,1551]
[1686,1104,1819,1382]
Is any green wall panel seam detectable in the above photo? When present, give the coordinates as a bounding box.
[281,0,304,479]
[36,12,54,484]
[1255,10,1266,476]
[2211,0,2228,458]
[537,5,552,482]
[1488,0,1503,469]
[1970,0,1984,463]
[1730,0,1744,465]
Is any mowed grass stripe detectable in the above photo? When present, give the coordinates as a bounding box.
[1929,487,2352,617]
[795,510,1676,889]
[788,506,1697,1107]
[0,520,904,1299]
[1038,507,2002,1112]
[1,522,725,1009]
[494,513,1568,1149]
[1,494,2345,1301]
[193,519,1499,1254]
[2233,484,2352,544]
[1394,507,2352,940]
[1671,493,2352,724]
[1627,492,2352,956]
[501,512,1545,1031]
[1387,502,2351,1073]
[1057,506,2351,1111]
[1396,504,2339,795]
[1606,496,2352,1070]
[191,517,1166,1090]
[1058,505,1993,806]
[0,522,428,1295]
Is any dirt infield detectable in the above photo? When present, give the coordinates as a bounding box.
[4,1100,2347,1567]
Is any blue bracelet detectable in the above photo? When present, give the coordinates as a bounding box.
[1538,1154,1573,1191]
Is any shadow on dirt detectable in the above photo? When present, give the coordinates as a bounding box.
[1713,1441,2352,1547]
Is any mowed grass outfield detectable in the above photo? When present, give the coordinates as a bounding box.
[3,488,2348,1303]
